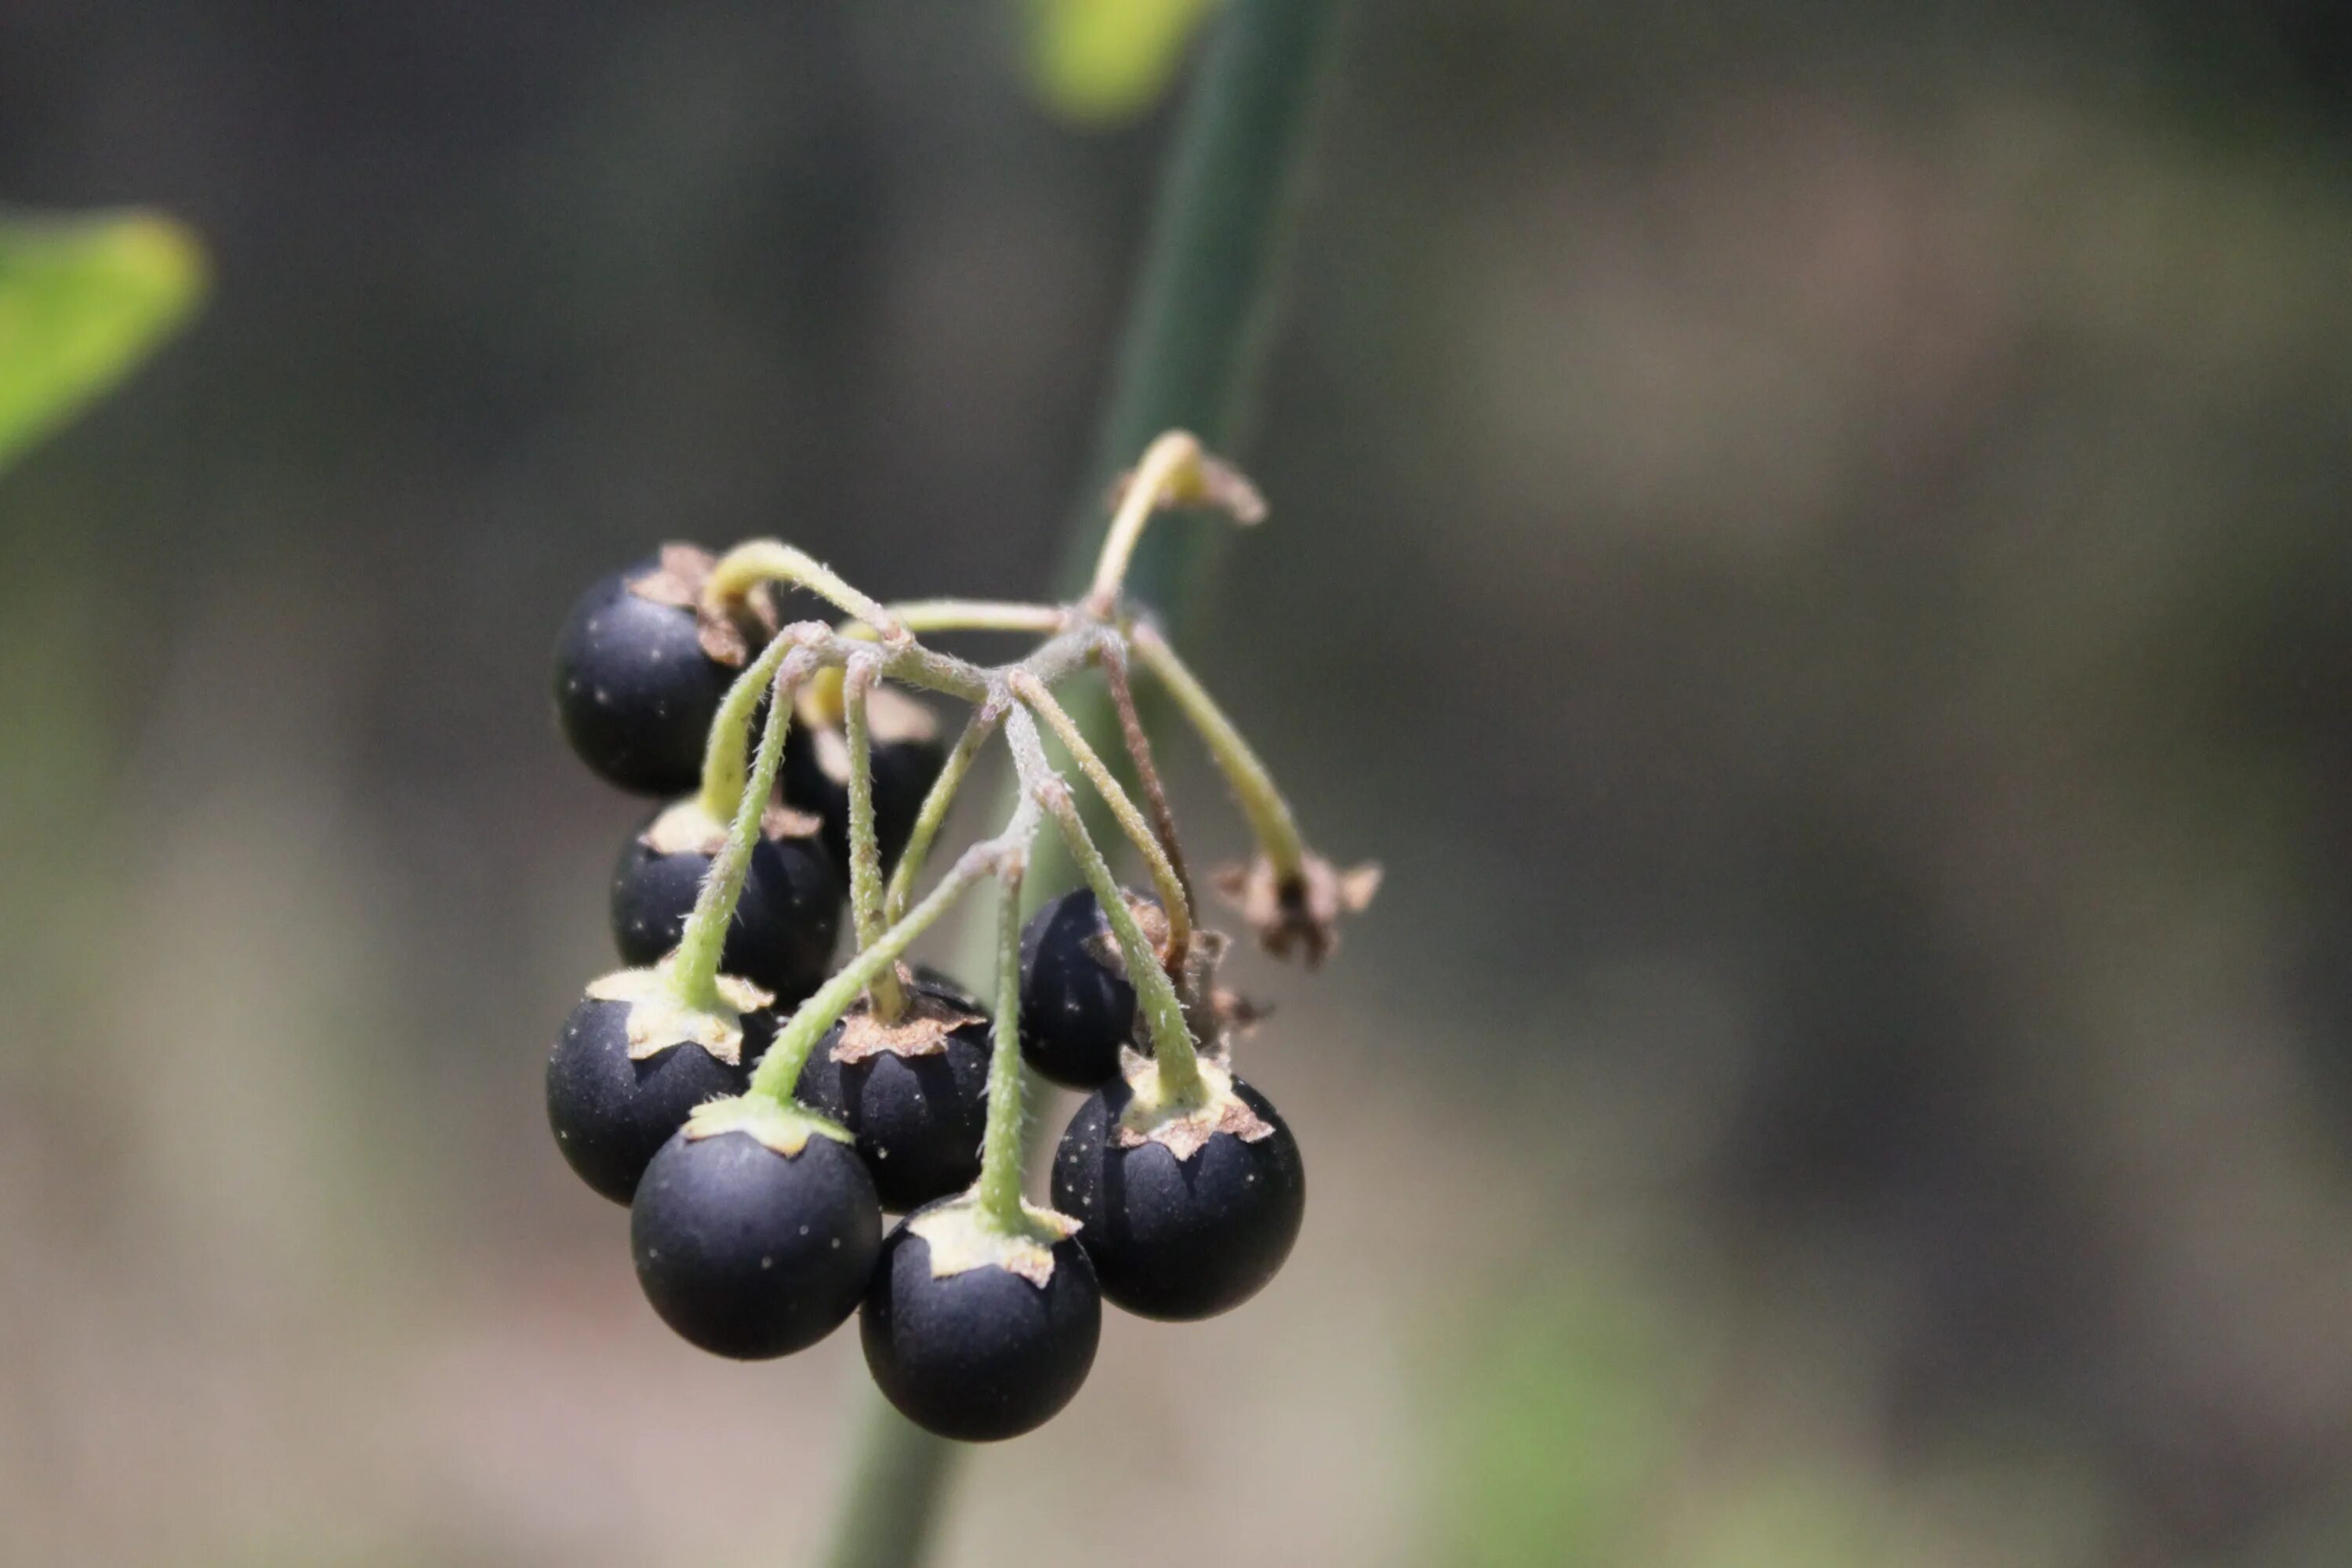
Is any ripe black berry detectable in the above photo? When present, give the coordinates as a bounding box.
[1051,1072,1305,1321]
[861,1205,1101,1442]
[631,1126,881,1359]
[1018,887,1156,1088]
[553,554,736,797]
[609,808,842,998]
[794,974,991,1212]
[546,996,768,1204]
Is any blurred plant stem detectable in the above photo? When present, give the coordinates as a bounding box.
[811,0,1344,1563]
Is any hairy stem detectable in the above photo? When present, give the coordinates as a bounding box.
[1100,641,1192,906]
[668,654,806,1010]
[1040,777,1203,1103]
[747,806,1040,1107]
[707,540,902,636]
[1011,670,1192,964]
[1007,704,1204,1102]
[691,625,808,823]
[1131,621,1305,880]
[882,699,1006,927]
[1083,430,1203,613]
[973,862,1030,1231]
[840,657,906,1022]
[884,599,1067,636]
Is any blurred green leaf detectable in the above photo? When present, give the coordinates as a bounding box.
[1021,0,1222,125]
[1435,1278,1697,1567]
[0,207,205,475]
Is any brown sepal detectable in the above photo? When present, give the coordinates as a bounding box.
[622,543,781,669]
[1213,852,1382,968]
[1116,1090,1274,1161]
[829,989,984,1065]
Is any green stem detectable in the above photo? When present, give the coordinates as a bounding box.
[1024,713,1202,1104]
[1131,621,1305,880]
[884,599,1066,636]
[1083,430,1203,613]
[691,627,805,823]
[707,540,902,635]
[817,1400,957,1568]
[812,1,1345,1559]
[840,658,906,1022]
[745,829,1025,1108]
[668,654,804,1010]
[882,699,1006,927]
[1011,670,1192,962]
[1100,641,1192,904]
[973,862,1029,1231]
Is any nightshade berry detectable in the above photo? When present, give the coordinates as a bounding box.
[552,550,739,797]
[631,1126,881,1359]
[609,804,843,997]
[795,972,991,1212]
[546,995,768,1204]
[1018,886,1157,1089]
[1051,1070,1305,1321]
[861,1203,1101,1442]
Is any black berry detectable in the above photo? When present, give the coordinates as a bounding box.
[861,1208,1101,1442]
[609,810,843,998]
[1018,887,1153,1089]
[546,996,765,1204]
[631,1127,881,1359]
[553,558,735,797]
[1051,1074,1305,1321]
[795,973,991,1212]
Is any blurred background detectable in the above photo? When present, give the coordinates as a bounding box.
[6,2,2352,1564]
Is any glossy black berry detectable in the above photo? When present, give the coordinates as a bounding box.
[546,996,766,1204]
[553,560,734,797]
[1018,887,1151,1088]
[861,1209,1101,1442]
[795,974,991,1212]
[608,811,843,998]
[631,1127,881,1359]
[1051,1075,1305,1321]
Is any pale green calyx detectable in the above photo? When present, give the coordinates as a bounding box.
[909,1194,1080,1287]
[583,964,772,1068]
[1114,1053,1273,1162]
[681,1092,854,1156]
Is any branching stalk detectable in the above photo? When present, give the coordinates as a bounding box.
[668,652,808,1010]
[883,599,1067,637]
[1099,641,1192,906]
[973,862,1030,1232]
[1131,621,1305,880]
[1011,670,1192,964]
[1008,709,1203,1102]
[1083,430,1206,614]
[883,699,1007,927]
[840,656,906,1022]
[708,540,904,636]
[745,819,1032,1109]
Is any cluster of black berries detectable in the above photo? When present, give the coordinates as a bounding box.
[540,450,1361,1444]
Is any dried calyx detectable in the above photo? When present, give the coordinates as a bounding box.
[1214,851,1383,967]
[907,1195,1080,1287]
[1112,1051,1274,1161]
[584,964,771,1067]
[625,543,784,667]
[683,1090,855,1156]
